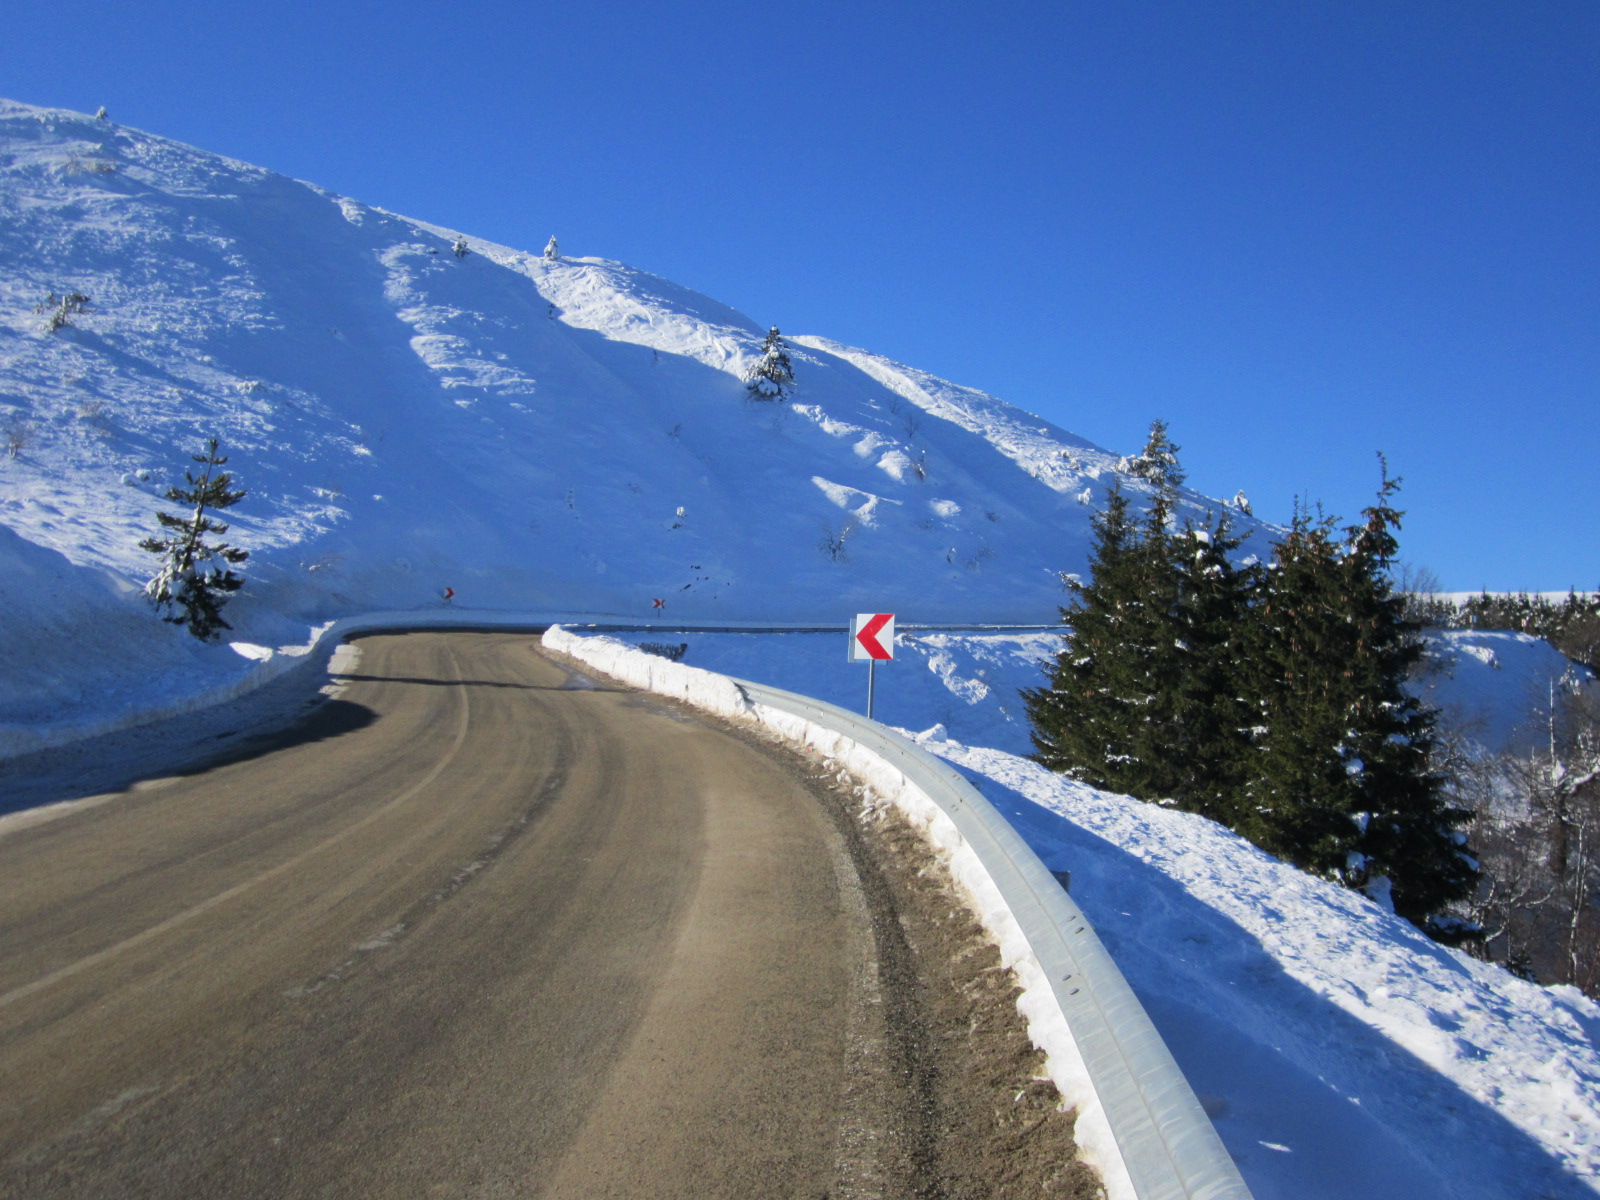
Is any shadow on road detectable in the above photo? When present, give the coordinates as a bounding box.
[0,698,380,819]
[332,673,628,693]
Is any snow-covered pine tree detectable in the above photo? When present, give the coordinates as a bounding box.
[1240,466,1478,937]
[453,236,469,258]
[139,437,249,642]
[1234,504,1362,868]
[1025,478,1187,803]
[1121,418,1186,487]
[1025,484,1148,788]
[745,326,795,401]
[544,236,559,260]
[1335,466,1478,936]
[1162,512,1259,823]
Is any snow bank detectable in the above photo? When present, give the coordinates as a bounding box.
[928,742,1600,1199]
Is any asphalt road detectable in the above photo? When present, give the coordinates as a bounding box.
[0,630,912,1199]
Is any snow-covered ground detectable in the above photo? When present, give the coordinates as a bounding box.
[0,97,1266,745]
[602,626,1600,1199]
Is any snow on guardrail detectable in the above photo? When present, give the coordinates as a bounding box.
[540,624,1253,1200]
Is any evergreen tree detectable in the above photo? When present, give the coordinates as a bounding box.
[453,236,470,258]
[1236,505,1365,868]
[1027,437,1476,942]
[745,326,795,400]
[1336,467,1478,932]
[1241,467,1478,934]
[1122,418,1186,488]
[544,235,559,260]
[140,438,249,642]
[1026,426,1258,818]
[1025,484,1147,789]
[1162,513,1259,823]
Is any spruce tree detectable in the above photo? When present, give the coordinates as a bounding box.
[1122,418,1186,488]
[1240,467,1478,935]
[1337,467,1478,933]
[1163,512,1258,823]
[1025,484,1148,789]
[1236,505,1364,869]
[745,326,795,401]
[1027,424,1259,817]
[140,438,249,642]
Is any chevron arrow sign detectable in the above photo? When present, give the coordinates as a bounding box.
[849,612,895,662]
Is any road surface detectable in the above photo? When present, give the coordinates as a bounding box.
[0,630,922,1199]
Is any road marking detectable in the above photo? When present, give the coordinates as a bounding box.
[0,645,473,1013]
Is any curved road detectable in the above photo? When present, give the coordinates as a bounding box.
[0,631,911,1199]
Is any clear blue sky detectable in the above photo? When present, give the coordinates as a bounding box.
[10,0,1597,590]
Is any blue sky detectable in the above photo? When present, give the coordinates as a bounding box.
[9,1,1596,590]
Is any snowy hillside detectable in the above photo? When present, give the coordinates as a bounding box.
[0,97,1262,737]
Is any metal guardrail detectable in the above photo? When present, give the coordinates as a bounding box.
[729,676,1254,1200]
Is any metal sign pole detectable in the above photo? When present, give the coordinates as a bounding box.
[867,658,876,721]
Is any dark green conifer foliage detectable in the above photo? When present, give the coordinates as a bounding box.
[1024,484,1145,789]
[1164,512,1258,823]
[1028,439,1477,943]
[1027,424,1256,818]
[1242,466,1478,931]
[140,438,249,642]
[1335,468,1478,931]
[1238,505,1369,869]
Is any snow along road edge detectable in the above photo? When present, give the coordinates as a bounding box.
[540,624,1254,1200]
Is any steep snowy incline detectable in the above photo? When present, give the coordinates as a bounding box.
[0,97,1259,733]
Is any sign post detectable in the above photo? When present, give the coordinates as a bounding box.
[848,612,895,719]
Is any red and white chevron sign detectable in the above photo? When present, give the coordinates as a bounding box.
[849,612,895,662]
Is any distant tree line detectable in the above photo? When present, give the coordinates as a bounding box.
[1408,589,1600,673]
[1025,423,1479,943]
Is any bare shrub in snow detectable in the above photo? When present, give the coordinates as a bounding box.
[58,154,116,175]
[4,416,33,459]
[819,518,855,561]
[637,642,688,662]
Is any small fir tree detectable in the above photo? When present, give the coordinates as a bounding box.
[35,291,91,333]
[544,235,559,260]
[140,438,249,642]
[1122,418,1186,489]
[745,326,795,401]
[453,236,470,258]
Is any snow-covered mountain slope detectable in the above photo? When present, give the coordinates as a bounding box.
[0,97,1261,733]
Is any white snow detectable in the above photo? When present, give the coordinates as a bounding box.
[2,96,1273,745]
